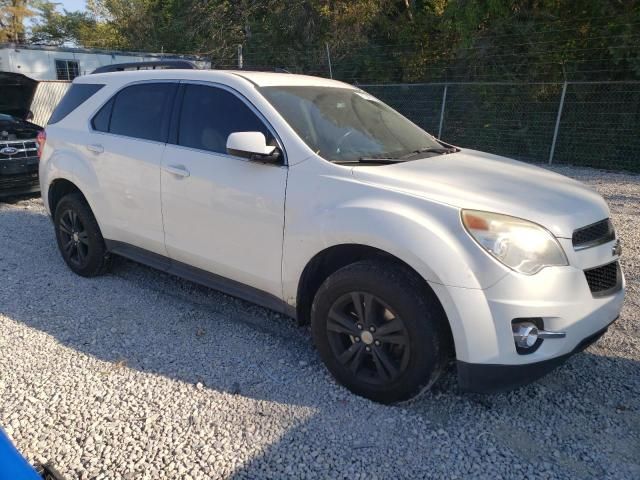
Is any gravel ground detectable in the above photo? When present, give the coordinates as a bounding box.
[0,165,638,479]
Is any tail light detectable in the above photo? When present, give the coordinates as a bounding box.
[36,130,46,159]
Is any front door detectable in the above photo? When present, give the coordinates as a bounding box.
[160,83,287,298]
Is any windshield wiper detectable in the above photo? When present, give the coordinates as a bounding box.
[334,156,408,165]
[400,146,458,159]
[333,146,458,165]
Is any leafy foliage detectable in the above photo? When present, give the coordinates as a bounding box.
[1,0,35,42]
[11,0,640,81]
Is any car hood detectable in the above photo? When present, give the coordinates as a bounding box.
[351,149,609,238]
[0,72,38,120]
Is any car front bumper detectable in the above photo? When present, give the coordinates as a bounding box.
[0,153,40,198]
[429,237,625,393]
[457,316,618,393]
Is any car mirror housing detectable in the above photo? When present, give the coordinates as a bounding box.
[226,131,280,163]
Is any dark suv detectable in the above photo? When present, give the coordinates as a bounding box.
[0,72,43,198]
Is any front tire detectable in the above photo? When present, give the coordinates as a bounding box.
[311,260,449,404]
[54,193,110,277]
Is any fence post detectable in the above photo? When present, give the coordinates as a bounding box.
[437,84,448,139]
[325,42,333,79]
[549,81,568,165]
[237,44,243,69]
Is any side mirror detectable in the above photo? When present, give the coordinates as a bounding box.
[226,131,281,163]
[25,110,34,121]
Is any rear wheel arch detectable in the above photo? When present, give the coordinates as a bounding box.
[48,178,86,216]
[296,243,454,356]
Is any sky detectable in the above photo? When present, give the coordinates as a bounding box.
[25,0,86,28]
[58,0,87,12]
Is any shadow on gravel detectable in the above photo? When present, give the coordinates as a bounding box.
[1,203,640,478]
[0,192,40,205]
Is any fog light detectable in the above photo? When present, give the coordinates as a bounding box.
[512,322,539,349]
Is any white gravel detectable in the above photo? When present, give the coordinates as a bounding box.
[0,165,638,479]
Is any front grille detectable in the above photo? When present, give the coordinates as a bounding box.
[0,172,39,190]
[572,219,615,250]
[0,140,39,160]
[584,261,621,297]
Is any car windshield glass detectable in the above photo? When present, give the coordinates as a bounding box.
[0,113,17,121]
[259,86,443,163]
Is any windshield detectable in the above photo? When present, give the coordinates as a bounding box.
[260,86,444,163]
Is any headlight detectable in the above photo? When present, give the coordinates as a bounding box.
[461,210,568,275]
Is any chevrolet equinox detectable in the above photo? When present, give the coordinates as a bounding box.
[39,68,625,403]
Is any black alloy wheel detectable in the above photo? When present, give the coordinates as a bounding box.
[326,292,411,385]
[54,193,110,277]
[311,260,449,403]
[58,208,90,267]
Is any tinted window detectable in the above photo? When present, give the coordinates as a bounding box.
[178,84,273,154]
[91,98,113,132]
[109,83,176,142]
[48,83,104,125]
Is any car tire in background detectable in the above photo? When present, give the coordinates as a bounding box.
[311,260,450,404]
[54,193,111,277]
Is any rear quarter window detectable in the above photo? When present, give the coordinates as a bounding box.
[91,98,113,132]
[48,83,104,125]
[106,83,177,142]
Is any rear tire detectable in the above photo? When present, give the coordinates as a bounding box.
[54,193,110,277]
[311,260,448,404]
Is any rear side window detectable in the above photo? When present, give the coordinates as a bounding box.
[177,84,273,154]
[91,98,113,132]
[48,83,104,125]
[107,83,177,142]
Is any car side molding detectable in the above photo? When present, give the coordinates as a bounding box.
[104,240,297,319]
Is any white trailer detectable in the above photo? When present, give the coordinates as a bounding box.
[0,43,209,81]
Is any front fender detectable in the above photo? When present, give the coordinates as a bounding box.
[282,162,508,304]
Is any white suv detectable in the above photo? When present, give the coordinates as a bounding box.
[39,68,625,403]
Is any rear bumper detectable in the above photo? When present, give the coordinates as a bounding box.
[457,316,618,393]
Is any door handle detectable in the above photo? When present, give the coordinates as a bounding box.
[164,165,190,178]
[86,144,104,154]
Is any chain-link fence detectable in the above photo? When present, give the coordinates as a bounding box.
[360,81,640,172]
[15,42,640,172]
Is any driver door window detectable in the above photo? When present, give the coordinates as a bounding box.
[177,84,274,154]
[160,83,287,297]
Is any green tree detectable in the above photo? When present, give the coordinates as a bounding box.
[0,0,35,42]
[21,0,640,81]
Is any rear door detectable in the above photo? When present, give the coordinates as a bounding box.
[160,82,287,298]
[88,82,177,255]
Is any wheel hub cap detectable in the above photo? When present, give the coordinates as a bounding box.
[72,232,79,242]
[360,331,374,345]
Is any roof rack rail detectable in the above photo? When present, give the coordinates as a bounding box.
[91,60,197,74]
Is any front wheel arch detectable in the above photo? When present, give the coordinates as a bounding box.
[296,243,455,356]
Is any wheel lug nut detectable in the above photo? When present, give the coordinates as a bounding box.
[369,326,376,332]
[355,337,361,342]
[374,340,381,346]
[365,346,371,352]
[357,324,363,330]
